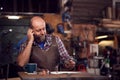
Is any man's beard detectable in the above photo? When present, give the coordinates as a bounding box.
[34,35,46,42]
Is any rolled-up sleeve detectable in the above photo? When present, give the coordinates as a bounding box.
[56,37,74,61]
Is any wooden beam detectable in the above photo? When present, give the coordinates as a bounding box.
[101,19,120,25]
[102,23,120,28]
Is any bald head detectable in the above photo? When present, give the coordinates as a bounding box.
[30,16,45,29]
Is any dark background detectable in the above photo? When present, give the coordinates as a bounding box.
[0,0,60,13]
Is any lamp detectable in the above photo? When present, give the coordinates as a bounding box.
[95,35,108,39]
[6,15,22,19]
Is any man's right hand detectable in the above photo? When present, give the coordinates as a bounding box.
[17,28,34,67]
[27,28,34,43]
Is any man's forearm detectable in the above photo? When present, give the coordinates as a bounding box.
[17,42,33,67]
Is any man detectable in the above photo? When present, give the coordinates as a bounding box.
[17,16,75,72]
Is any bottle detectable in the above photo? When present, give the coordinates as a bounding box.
[105,51,112,78]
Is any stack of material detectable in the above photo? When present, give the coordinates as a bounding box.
[101,19,120,28]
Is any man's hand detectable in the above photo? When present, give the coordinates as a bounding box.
[38,69,49,75]
[27,28,34,43]
[64,60,76,70]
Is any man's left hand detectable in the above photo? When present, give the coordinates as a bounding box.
[64,60,76,70]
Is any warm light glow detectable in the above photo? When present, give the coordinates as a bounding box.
[95,35,108,39]
[6,16,21,19]
[99,40,114,48]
